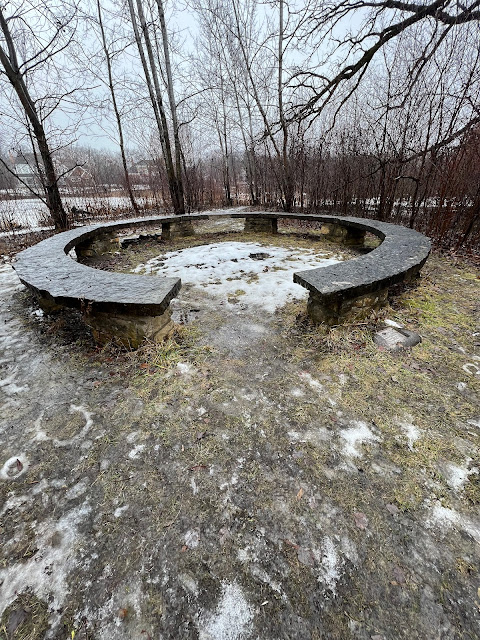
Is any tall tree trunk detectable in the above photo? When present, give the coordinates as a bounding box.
[127,0,185,215]
[155,0,185,212]
[0,8,68,231]
[96,0,139,216]
[278,0,294,211]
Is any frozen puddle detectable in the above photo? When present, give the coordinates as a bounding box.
[133,242,343,313]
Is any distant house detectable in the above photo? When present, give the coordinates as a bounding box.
[63,164,93,189]
[10,153,42,189]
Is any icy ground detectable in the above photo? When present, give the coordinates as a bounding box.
[0,230,479,639]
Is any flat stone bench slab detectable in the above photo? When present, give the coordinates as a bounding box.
[289,215,431,323]
[13,216,196,347]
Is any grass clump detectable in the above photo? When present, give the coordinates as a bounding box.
[129,324,212,375]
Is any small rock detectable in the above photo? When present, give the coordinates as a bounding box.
[386,503,400,515]
[374,327,421,351]
[354,511,369,530]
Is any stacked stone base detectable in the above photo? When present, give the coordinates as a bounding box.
[320,223,365,246]
[244,216,278,233]
[307,288,389,325]
[161,220,195,240]
[36,293,174,349]
[75,234,119,259]
[84,308,174,348]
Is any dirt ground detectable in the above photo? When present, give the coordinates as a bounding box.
[1,217,479,640]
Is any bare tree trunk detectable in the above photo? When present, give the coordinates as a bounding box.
[96,0,139,216]
[127,0,185,215]
[155,0,185,211]
[0,8,68,231]
[278,0,294,211]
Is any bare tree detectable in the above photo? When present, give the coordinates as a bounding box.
[126,0,185,215]
[94,0,139,215]
[290,0,480,143]
[0,3,78,230]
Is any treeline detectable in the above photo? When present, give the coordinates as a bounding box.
[0,0,479,251]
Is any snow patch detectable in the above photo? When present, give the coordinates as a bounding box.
[384,319,404,329]
[399,420,421,450]
[445,461,478,491]
[288,428,330,446]
[179,573,199,596]
[114,505,129,518]
[426,501,480,543]
[290,387,305,398]
[0,493,29,516]
[298,371,324,392]
[128,444,145,459]
[0,454,29,479]
[177,362,194,375]
[340,421,380,458]
[65,479,89,501]
[318,537,342,595]
[185,529,200,549]
[0,504,92,626]
[191,477,199,495]
[126,430,139,443]
[134,241,342,314]
[249,565,282,594]
[198,581,254,640]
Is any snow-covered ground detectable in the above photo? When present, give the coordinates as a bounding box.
[133,241,343,314]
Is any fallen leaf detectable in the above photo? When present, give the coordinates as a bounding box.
[296,487,304,500]
[190,464,208,471]
[354,511,369,530]
[118,608,128,620]
[15,459,23,472]
[181,545,188,552]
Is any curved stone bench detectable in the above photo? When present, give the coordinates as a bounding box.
[13,211,431,346]
[223,211,431,324]
[12,215,209,347]
[291,214,431,323]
